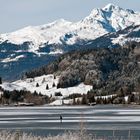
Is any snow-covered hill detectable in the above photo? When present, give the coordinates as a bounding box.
[1,74,92,105]
[0,3,140,80]
[2,74,92,96]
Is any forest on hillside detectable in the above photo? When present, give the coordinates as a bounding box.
[25,42,140,97]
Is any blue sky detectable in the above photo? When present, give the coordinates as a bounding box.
[0,0,140,33]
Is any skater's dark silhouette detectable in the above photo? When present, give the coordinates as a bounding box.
[60,115,63,123]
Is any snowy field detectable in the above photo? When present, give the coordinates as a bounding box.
[2,74,92,105]
[2,75,92,97]
[0,105,140,137]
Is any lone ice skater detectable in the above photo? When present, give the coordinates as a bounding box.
[60,115,63,123]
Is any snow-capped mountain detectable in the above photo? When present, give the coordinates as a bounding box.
[0,3,140,81]
[0,19,72,52]
[1,4,140,50]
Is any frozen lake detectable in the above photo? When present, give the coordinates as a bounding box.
[0,105,140,137]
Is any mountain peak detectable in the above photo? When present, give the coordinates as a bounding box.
[86,4,122,20]
[1,3,140,47]
[102,3,120,11]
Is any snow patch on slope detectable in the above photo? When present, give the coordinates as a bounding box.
[2,74,92,98]
[1,55,25,63]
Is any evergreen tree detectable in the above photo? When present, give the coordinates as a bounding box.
[76,98,81,105]
[52,82,55,87]
[96,97,100,104]
[89,95,95,103]
[33,91,38,96]
[128,94,135,104]
[103,98,107,104]
[81,94,88,105]
[121,97,125,104]
[73,97,76,105]
[0,77,2,84]
[57,83,60,89]
[120,88,124,96]
[36,83,39,87]
[46,84,49,90]
[39,92,42,96]
[54,75,56,79]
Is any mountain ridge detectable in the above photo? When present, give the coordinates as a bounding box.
[0,4,140,81]
[1,4,140,48]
